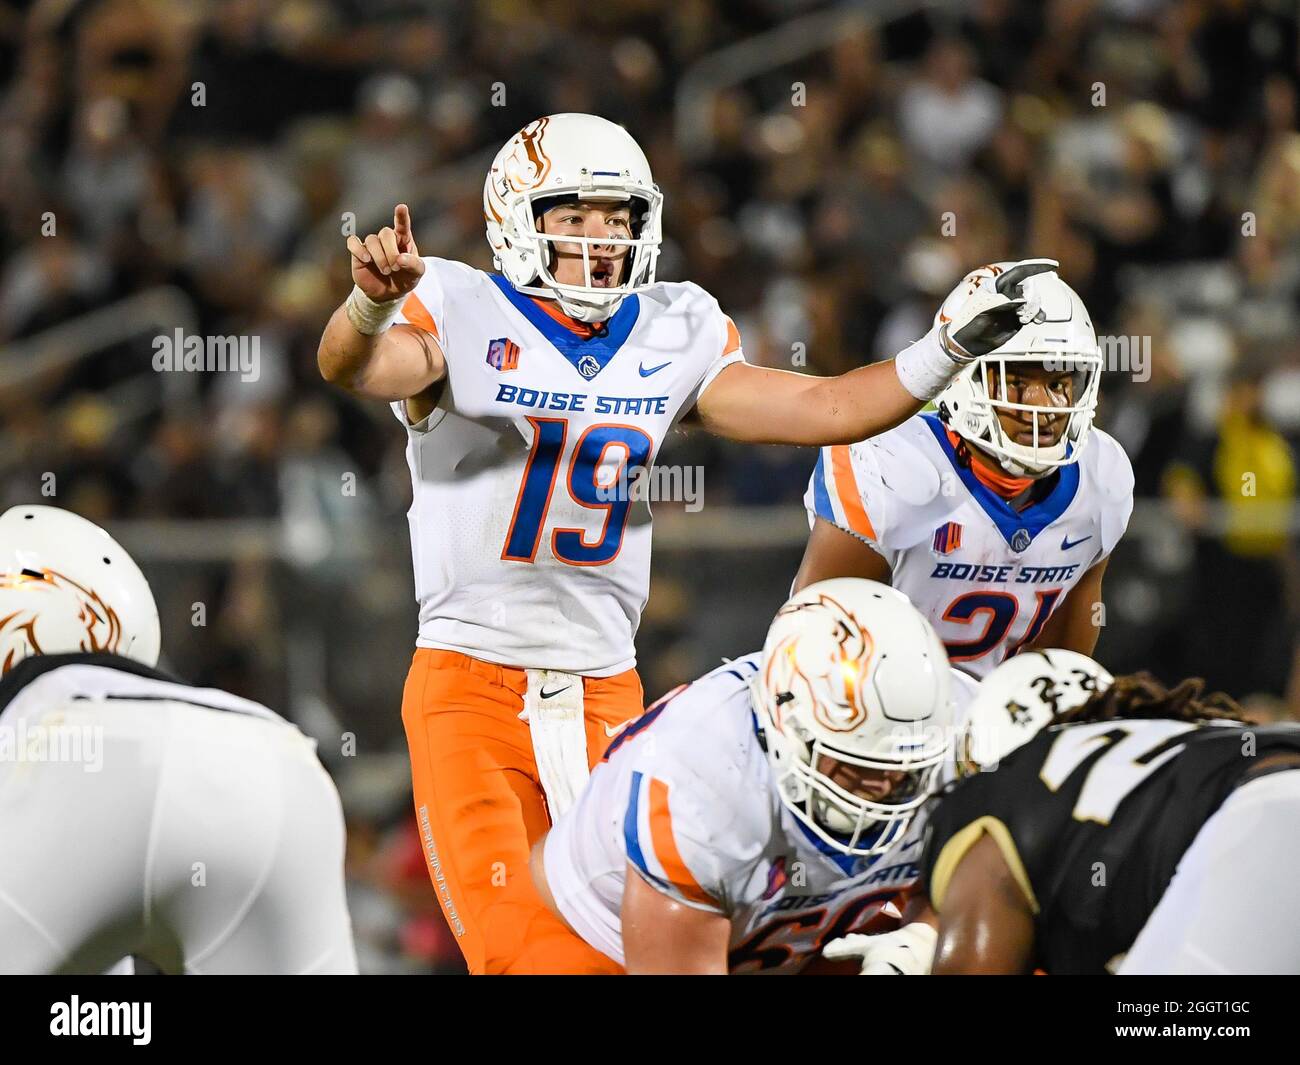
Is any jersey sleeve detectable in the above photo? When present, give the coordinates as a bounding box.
[622,767,729,913]
[618,710,769,916]
[919,775,1040,917]
[684,287,747,413]
[1093,431,1136,563]
[803,439,891,553]
[388,257,451,431]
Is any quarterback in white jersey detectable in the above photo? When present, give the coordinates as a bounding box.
[796,267,1134,678]
[0,506,356,975]
[384,255,741,676]
[533,579,958,974]
[317,112,1061,973]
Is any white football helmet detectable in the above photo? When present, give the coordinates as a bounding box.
[935,265,1102,478]
[0,505,160,672]
[961,649,1113,771]
[752,578,953,857]
[483,113,663,323]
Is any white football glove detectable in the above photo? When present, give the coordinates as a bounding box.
[821,921,939,975]
[935,258,1059,363]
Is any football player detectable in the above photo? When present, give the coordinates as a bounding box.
[920,669,1300,974]
[0,506,356,974]
[316,113,1056,973]
[818,647,1111,975]
[530,578,957,974]
[794,265,1135,677]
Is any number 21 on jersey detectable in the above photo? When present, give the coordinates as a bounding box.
[502,416,653,567]
[942,589,1062,661]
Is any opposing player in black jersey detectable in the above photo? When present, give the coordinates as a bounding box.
[920,672,1300,974]
[0,505,357,974]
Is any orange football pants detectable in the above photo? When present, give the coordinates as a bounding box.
[401,647,640,975]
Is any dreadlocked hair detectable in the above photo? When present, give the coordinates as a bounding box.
[1056,672,1246,727]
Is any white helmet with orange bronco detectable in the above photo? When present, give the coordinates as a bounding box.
[0,505,160,673]
[935,263,1104,478]
[483,113,664,324]
[751,578,953,857]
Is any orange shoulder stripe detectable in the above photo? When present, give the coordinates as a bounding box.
[401,293,440,340]
[647,777,717,908]
[830,445,876,541]
[723,316,742,356]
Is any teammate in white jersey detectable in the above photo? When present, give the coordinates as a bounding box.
[316,113,1058,972]
[0,506,356,974]
[531,578,958,974]
[795,266,1134,677]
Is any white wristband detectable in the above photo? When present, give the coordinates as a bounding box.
[894,327,964,402]
[345,284,405,336]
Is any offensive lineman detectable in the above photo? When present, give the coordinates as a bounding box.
[795,266,1134,675]
[316,112,1058,972]
[0,506,356,974]
[531,578,956,974]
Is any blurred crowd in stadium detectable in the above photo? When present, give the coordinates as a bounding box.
[1,0,1298,971]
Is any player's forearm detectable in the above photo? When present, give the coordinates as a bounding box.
[1032,607,1101,656]
[317,303,383,390]
[317,305,442,401]
[698,362,921,446]
[621,867,731,973]
[1030,561,1107,655]
[623,913,729,974]
[792,360,924,446]
[802,324,983,445]
[701,329,966,446]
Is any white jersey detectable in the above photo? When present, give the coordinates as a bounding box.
[543,654,977,973]
[0,653,356,974]
[393,259,744,676]
[804,414,1134,678]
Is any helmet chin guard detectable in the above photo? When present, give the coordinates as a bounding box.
[935,270,1103,478]
[483,114,663,324]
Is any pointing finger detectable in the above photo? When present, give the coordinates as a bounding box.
[394,203,413,250]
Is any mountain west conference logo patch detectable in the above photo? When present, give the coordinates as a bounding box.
[932,522,963,555]
[486,337,520,372]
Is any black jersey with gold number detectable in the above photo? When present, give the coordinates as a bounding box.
[920,718,1300,973]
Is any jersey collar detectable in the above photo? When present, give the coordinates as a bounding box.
[489,274,640,382]
[787,813,881,876]
[921,413,1080,551]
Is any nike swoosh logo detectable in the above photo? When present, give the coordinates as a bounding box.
[1060,534,1093,550]
[638,361,671,377]
[901,838,921,852]
[603,719,634,738]
[539,685,572,699]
